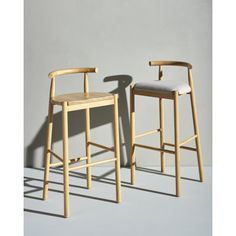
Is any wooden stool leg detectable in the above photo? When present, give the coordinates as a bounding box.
[114,95,121,203]
[159,98,165,173]
[174,91,180,197]
[43,103,54,200]
[188,69,204,182]
[130,86,136,185]
[190,91,204,182]
[85,108,92,189]
[62,102,70,218]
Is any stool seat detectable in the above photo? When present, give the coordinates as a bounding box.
[52,92,114,106]
[134,80,191,95]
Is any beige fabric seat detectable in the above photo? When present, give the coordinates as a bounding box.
[134,80,191,95]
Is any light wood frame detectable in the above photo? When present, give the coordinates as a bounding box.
[130,60,204,196]
[42,68,121,218]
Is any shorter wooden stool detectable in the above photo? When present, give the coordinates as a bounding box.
[42,68,121,218]
[130,61,204,196]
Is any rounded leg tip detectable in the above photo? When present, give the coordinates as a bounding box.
[116,198,122,203]
[87,184,92,190]
[176,194,180,197]
[64,210,70,218]
[42,194,47,201]
[176,189,180,197]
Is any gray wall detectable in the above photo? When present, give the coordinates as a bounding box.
[24,0,212,167]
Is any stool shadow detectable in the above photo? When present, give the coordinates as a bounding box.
[25,75,132,168]
[24,174,119,218]
[24,168,176,218]
[24,209,65,218]
[24,176,117,204]
[136,167,201,182]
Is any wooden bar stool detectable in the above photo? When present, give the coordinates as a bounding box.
[42,68,121,218]
[130,61,204,196]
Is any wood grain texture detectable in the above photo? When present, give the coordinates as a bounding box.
[42,103,54,200]
[85,107,91,189]
[69,158,116,171]
[149,60,192,69]
[159,65,165,172]
[188,69,204,182]
[48,68,98,79]
[134,143,175,154]
[129,61,204,198]
[43,67,122,217]
[135,129,160,139]
[113,94,121,203]
[62,102,70,218]
[174,91,180,197]
[52,92,114,106]
[130,85,136,185]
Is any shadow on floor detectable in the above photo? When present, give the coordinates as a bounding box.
[24,167,180,218]
[24,209,65,218]
[25,75,132,168]
[136,167,201,182]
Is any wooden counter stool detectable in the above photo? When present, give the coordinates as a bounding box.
[130,61,204,196]
[42,68,121,218]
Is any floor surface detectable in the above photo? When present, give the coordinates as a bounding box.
[24,166,212,236]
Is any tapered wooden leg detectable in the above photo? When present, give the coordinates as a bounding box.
[188,69,204,182]
[174,92,180,197]
[130,86,136,185]
[114,95,121,203]
[43,103,54,200]
[190,91,204,182]
[159,98,165,173]
[85,108,92,189]
[62,102,70,218]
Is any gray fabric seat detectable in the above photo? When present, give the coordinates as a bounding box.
[134,80,191,95]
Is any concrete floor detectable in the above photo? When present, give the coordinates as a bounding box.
[24,166,212,236]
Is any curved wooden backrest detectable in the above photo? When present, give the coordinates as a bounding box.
[48,67,98,97]
[48,67,98,79]
[149,61,192,69]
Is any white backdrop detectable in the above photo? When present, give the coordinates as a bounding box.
[24,0,212,167]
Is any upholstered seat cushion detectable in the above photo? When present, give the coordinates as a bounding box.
[134,80,191,95]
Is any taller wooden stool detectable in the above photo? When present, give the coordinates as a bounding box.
[130,61,204,196]
[42,68,121,218]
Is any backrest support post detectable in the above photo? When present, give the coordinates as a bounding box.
[84,73,89,93]
[48,67,98,97]
[159,66,163,80]
[49,77,55,100]
[187,68,193,89]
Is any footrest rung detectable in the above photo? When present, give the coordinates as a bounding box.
[135,129,160,139]
[69,157,116,171]
[134,143,175,154]
[164,142,197,152]
[48,149,63,162]
[49,156,87,167]
[89,141,114,152]
[179,135,197,147]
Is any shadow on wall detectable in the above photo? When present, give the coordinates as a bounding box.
[25,75,132,168]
